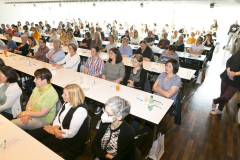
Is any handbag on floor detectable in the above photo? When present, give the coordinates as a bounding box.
[146,133,164,160]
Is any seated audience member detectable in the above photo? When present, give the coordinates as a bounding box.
[157,32,170,49]
[144,31,155,46]
[101,35,117,53]
[44,24,51,35]
[104,25,111,38]
[1,24,6,34]
[5,33,17,53]
[27,36,39,57]
[80,32,92,49]
[211,50,240,115]
[135,40,154,62]
[28,84,89,160]
[60,29,68,44]
[203,34,214,61]
[90,32,102,50]
[170,30,179,44]
[84,45,104,77]
[64,31,78,46]
[52,43,80,71]
[33,38,50,62]
[91,96,134,160]
[120,30,130,43]
[31,27,41,40]
[46,39,65,64]
[153,28,159,40]
[189,37,204,55]
[159,45,179,64]
[129,27,134,37]
[119,37,132,57]
[12,68,59,130]
[98,28,105,41]
[186,32,196,44]
[12,25,21,37]
[5,24,13,33]
[153,59,181,100]
[49,28,59,42]
[123,55,147,90]
[231,28,240,55]
[74,25,81,37]
[102,47,125,83]
[173,35,185,52]
[131,30,140,45]
[66,23,73,33]
[0,66,22,120]
[57,25,62,35]
[0,58,5,68]
[23,25,30,37]
[36,24,43,35]
[90,26,96,40]
[112,29,119,42]
[14,35,29,56]
[0,39,5,50]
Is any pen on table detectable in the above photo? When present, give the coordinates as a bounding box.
[153,99,163,105]
[136,97,143,101]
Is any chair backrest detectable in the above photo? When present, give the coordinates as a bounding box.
[55,100,63,116]
[77,60,82,72]
[143,79,152,93]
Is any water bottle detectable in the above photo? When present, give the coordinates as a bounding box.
[27,58,30,66]
[148,95,154,111]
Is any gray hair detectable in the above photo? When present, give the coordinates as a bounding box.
[53,39,62,47]
[105,96,131,119]
[122,37,129,43]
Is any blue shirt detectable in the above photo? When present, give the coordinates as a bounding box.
[1,29,6,34]
[119,45,133,57]
[46,48,65,64]
[158,51,179,64]
[155,72,181,100]
[7,40,17,53]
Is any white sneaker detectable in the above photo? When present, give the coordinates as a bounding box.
[212,100,216,110]
[210,109,222,115]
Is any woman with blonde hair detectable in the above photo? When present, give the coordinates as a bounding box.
[29,84,89,160]
[14,35,30,56]
[131,30,140,45]
[123,54,147,90]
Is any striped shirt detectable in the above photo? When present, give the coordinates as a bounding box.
[84,56,104,76]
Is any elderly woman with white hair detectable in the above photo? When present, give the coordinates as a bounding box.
[90,31,102,50]
[46,39,65,64]
[91,96,135,160]
[14,35,30,56]
[119,37,133,57]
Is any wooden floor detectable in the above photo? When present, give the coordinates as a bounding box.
[74,47,240,160]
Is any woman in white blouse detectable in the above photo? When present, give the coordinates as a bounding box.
[0,66,22,120]
[49,28,59,42]
[52,43,80,71]
[131,30,140,45]
[28,84,89,160]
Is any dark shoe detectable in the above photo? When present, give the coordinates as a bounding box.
[237,103,240,108]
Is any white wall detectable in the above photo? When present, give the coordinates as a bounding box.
[0,1,240,43]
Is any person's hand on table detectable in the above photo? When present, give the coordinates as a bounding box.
[54,128,65,139]
[14,49,19,53]
[21,116,32,124]
[49,58,54,63]
[43,125,54,134]
[52,63,62,68]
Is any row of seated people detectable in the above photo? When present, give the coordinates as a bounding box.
[0,52,180,159]
[0,30,215,69]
